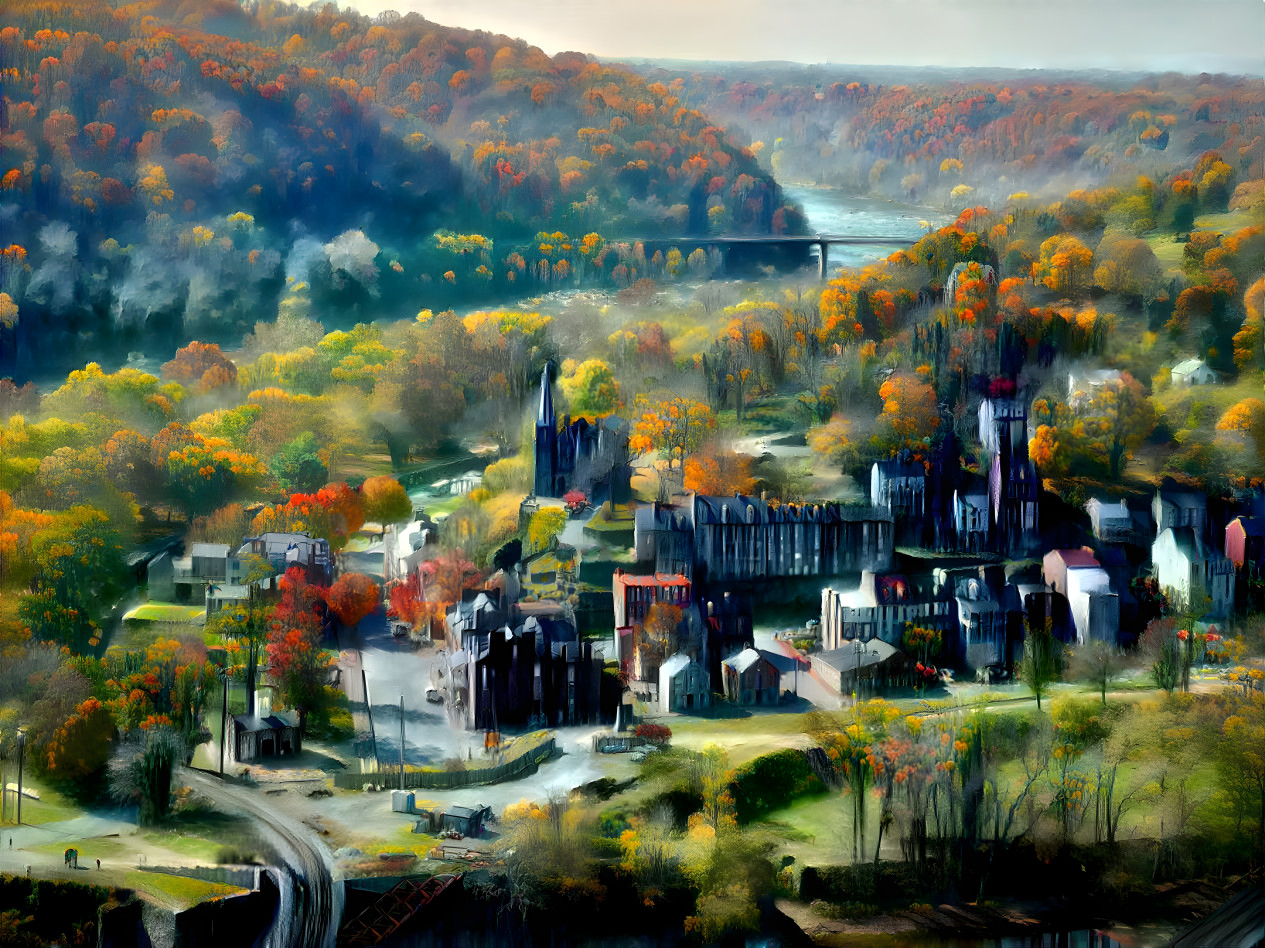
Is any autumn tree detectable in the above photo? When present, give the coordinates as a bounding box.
[709,312,772,424]
[876,372,940,453]
[559,359,620,417]
[1216,397,1265,470]
[1232,277,1265,372]
[361,474,411,537]
[528,506,567,552]
[267,573,334,733]
[41,697,116,782]
[1033,235,1093,299]
[209,603,272,717]
[327,572,380,630]
[683,448,756,496]
[161,341,238,392]
[629,393,716,481]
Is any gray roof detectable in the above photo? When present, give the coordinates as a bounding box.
[722,647,763,674]
[817,640,901,673]
[233,712,298,732]
[660,653,693,676]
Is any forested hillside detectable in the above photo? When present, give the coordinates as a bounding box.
[647,62,1264,210]
[0,0,801,378]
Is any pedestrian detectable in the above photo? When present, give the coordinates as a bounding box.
[96,858,101,870]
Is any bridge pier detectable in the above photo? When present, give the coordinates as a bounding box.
[817,240,828,281]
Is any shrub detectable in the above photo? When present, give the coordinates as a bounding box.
[729,749,825,824]
[635,723,672,744]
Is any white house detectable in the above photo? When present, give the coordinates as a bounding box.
[1086,498,1142,544]
[1153,488,1207,539]
[659,653,710,713]
[1170,358,1218,386]
[1065,567,1119,645]
[1153,527,1235,619]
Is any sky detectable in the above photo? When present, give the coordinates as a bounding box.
[329,0,1264,75]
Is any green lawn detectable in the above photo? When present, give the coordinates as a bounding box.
[1144,232,1188,274]
[1192,208,1255,233]
[121,870,247,908]
[2,780,77,825]
[122,603,207,624]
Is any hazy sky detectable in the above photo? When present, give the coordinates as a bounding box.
[331,0,1264,75]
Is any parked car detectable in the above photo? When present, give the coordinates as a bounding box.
[391,621,410,639]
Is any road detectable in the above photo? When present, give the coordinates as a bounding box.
[184,769,342,948]
[354,603,480,772]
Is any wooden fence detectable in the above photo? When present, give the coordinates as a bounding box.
[334,734,555,791]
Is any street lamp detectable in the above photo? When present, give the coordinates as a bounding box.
[15,728,26,826]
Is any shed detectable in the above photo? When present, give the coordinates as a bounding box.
[659,653,710,713]
[812,640,903,695]
[440,804,492,838]
[1171,358,1218,386]
[231,711,301,762]
[720,647,781,705]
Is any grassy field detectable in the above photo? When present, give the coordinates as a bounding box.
[666,710,816,767]
[3,779,78,825]
[121,869,247,908]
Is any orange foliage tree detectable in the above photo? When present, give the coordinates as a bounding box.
[684,448,756,496]
[161,341,238,391]
[327,572,380,629]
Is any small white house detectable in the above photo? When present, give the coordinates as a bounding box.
[1086,498,1135,543]
[1153,527,1235,619]
[1065,567,1119,645]
[659,653,710,714]
[1170,358,1218,387]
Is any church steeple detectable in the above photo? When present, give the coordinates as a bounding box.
[537,361,555,428]
[534,362,558,497]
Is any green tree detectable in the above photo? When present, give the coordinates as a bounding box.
[269,431,328,493]
[1017,619,1062,710]
[110,726,183,825]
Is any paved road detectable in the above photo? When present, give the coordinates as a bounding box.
[355,606,476,772]
[184,769,341,948]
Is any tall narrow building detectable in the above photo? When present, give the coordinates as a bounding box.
[534,362,558,497]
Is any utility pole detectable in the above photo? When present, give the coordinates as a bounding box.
[16,729,26,826]
[399,695,405,792]
[219,670,230,778]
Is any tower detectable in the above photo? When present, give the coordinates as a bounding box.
[534,362,558,498]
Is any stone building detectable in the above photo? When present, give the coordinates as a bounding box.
[636,494,894,581]
[819,572,954,652]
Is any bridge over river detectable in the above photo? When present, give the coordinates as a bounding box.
[618,233,917,279]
